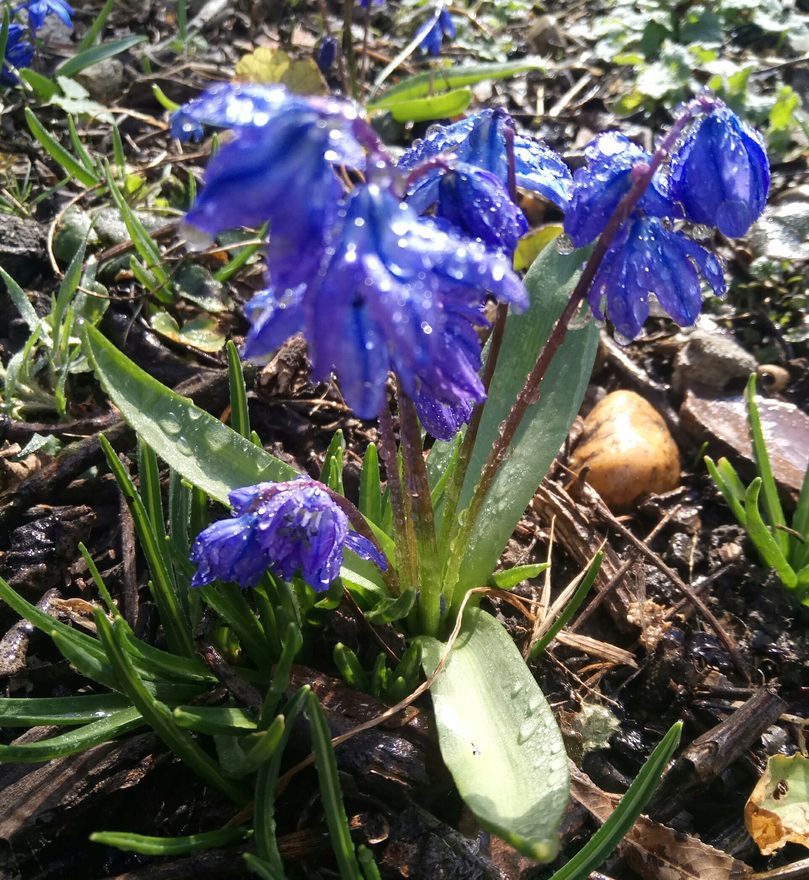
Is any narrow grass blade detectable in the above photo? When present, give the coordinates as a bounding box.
[705,456,748,526]
[101,435,193,656]
[306,690,363,879]
[531,551,603,657]
[745,375,788,554]
[199,582,274,673]
[0,707,144,762]
[260,621,303,726]
[90,825,250,856]
[0,694,131,726]
[546,722,683,880]
[245,714,285,765]
[67,115,97,175]
[791,464,809,571]
[359,443,382,526]
[321,430,345,493]
[94,612,249,804]
[227,340,251,439]
[745,479,797,588]
[78,0,117,49]
[57,35,147,78]
[172,706,258,735]
[1,267,39,330]
[254,687,311,872]
[25,108,98,188]
[243,853,285,879]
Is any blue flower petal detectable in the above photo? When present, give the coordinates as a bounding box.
[513,134,572,211]
[243,288,306,362]
[190,514,267,587]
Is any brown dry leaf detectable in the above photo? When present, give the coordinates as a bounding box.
[570,763,752,880]
[745,754,809,855]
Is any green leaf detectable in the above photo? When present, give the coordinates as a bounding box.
[150,311,225,353]
[547,721,682,880]
[82,326,386,593]
[745,479,797,589]
[24,107,98,188]
[19,67,59,101]
[745,375,788,555]
[306,691,365,879]
[0,694,131,727]
[1,267,39,331]
[359,443,383,527]
[421,608,569,862]
[90,825,250,856]
[364,589,416,624]
[320,430,345,492]
[227,339,251,438]
[0,707,144,762]
[444,241,598,599]
[370,59,544,108]
[56,35,147,79]
[172,706,258,735]
[705,456,748,527]
[790,462,809,572]
[489,563,549,589]
[387,88,472,123]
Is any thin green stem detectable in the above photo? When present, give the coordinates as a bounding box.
[398,389,440,636]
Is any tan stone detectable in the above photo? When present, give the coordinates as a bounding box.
[570,390,681,511]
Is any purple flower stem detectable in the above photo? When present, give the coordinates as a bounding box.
[378,404,419,591]
[446,101,701,607]
[397,387,441,636]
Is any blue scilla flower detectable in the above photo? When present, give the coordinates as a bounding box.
[316,36,338,74]
[244,184,526,423]
[416,3,456,57]
[173,84,369,290]
[434,164,528,253]
[564,132,676,248]
[19,0,73,31]
[669,103,769,238]
[191,478,385,591]
[401,108,571,215]
[588,217,726,340]
[1,25,34,84]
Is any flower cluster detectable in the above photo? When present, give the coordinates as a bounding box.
[173,84,533,440]
[416,3,455,57]
[190,478,385,591]
[563,102,769,338]
[2,0,73,84]
[174,85,769,437]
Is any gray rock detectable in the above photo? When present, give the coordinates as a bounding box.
[671,326,758,396]
[75,58,124,103]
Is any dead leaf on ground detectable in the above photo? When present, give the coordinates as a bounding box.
[745,753,809,855]
[234,46,327,95]
[571,762,752,880]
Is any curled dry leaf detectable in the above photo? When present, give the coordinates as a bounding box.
[745,754,809,855]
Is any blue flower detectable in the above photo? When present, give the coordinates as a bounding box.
[668,103,769,237]
[173,85,368,290]
[316,36,337,73]
[1,24,34,84]
[401,109,571,214]
[20,0,73,30]
[564,132,676,247]
[244,184,526,423]
[434,164,528,253]
[416,4,456,56]
[588,217,726,340]
[191,478,385,591]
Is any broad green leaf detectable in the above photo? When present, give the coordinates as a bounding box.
[421,608,568,862]
[0,707,144,762]
[445,241,598,597]
[1,267,39,331]
[83,324,295,502]
[56,35,147,79]
[489,563,549,589]
[370,59,544,108]
[19,68,58,101]
[150,311,225,353]
[746,753,809,854]
[387,88,472,123]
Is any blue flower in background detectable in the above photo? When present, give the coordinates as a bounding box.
[416,3,455,56]
[564,132,676,248]
[20,0,73,30]
[1,24,34,83]
[316,35,338,74]
[191,478,385,591]
[401,109,571,215]
[244,184,526,425]
[669,103,769,237]
[588,217,726,340]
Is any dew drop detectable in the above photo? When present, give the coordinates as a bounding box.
[188,407,203,421]
[206,425,228,452]
[161,412,182,437]
[528,693,544,713]
[555,234,574,255]
[511,680,525,698]
[691,224,713,241]
[176,436,192,456]
[518,715,542,744]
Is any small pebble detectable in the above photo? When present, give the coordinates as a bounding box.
[570,390,681,510]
